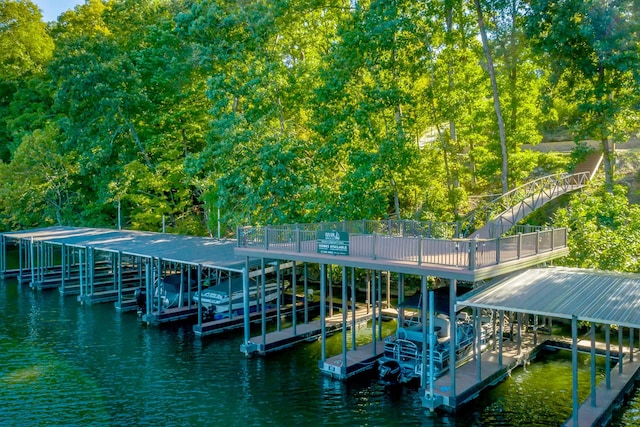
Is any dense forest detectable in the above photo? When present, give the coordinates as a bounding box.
[1,0,640,270]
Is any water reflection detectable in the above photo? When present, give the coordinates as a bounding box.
[0,278,635,426]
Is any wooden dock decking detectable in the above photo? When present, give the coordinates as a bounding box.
[320,340,387,380]
[241,308,373,356]
[193,302,320,337]
[415,331,640,427]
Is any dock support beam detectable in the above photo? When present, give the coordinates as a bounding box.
[341,266,347,369]
[243,261,252,353]
[303,263,309,324]
[420,276,427,389]
[591,323,597,407]
[619,326,624,374]
[449,278,457,399]
[498,310,504,368]
[351,267,356,350]
[605,324,611,389]
[320,264,327,362]
[571,315,578,427]
[372,269,377,356]
[292,261,297,336]
[261,258,267,348]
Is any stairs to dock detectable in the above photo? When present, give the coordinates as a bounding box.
[463,152,603,239]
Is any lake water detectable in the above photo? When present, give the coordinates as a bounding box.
[0,277,633,427]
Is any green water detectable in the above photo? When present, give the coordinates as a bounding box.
[0,276,632,426]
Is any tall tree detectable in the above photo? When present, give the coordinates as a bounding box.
[0,0,54,161]
[179,0,343,230]
[475,0,509,194]
[526,0,640,192]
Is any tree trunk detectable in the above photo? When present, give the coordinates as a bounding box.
[475,0,509,194]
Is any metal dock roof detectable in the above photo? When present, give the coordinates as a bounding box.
[2,226,245,270]
[458,266,640,328]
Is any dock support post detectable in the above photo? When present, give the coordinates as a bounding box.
[619,326,624,374]
[304,263,308,324]
[449,278,457,398]
[517,312,522,356]
[428,287,435,395]
[498,310,504,368]
[116,251,122,305]
[320,264,327,362]
[386,271,390,309]
[421,277,427,389]
[572,315,579,427]
[372,269,377,355]
[0,234,4,274]
[145,257,151,318]
[342,266,347,369]
[89,247,95,297]
[197,264,203,331]
[292,261,297,336]
[276,260,281,332]
[328,266,333,317]
[366,270,370,315]
[631,328,635,362]
[476,307,482,382]
[378,271,382,340]
[261,258,267,348]
[606,324,611,389]
[351,267,356,350]
[591,323,597,407]
[79,249,84,299]
[30,237,34,286]
[60,244,66,294]
[243,263,251,349]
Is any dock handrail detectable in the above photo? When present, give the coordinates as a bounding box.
[236,223,568,271]
[460,171,590,238]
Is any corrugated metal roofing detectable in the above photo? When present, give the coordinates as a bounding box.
[458,267,640,328]
[2,226,247,270]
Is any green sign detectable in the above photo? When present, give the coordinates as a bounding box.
[317,230,349,255]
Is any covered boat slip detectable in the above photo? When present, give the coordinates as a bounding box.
[234,220,572,385]
[0,226,256,325]
[459,267,640,427]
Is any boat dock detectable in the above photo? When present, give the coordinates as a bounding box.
[241,307,373,356]
[193,302,320,337]
[4,222,640,426]
[319,340,387,380]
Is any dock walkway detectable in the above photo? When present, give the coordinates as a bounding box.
[242,307,373,356]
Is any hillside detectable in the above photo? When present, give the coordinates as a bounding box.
[523,138,640,204]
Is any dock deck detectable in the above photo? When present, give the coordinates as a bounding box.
[241,307,373,356]
[320,340,387,380]
[193,302,320,338]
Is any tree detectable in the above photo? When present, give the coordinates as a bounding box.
[554,183,640,273]
[0,0,54,161]
[0,123,79,228]
[179,0,342,230]
[49,0,211,232]
[475,0,508,194]
[526,0,640,192]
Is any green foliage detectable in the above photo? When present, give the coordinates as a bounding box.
[0,0,637,279]
[526,0,640,189]
[0,123,78,229]
[553,183,640,272]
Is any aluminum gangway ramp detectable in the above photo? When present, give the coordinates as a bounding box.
[466,152,602,239]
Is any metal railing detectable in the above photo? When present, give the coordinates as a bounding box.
[461,172,590,238]
[237,221,568,271]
